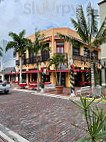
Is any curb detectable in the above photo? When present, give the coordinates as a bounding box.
[12,88,81,101]
[0,124,29,142]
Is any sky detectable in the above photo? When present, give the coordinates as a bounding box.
[0,0,102,41]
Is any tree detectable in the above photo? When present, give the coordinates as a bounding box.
[47,53,64,86]
[5,30,31,83]
[58,3,106,95]
[31,30,50,90]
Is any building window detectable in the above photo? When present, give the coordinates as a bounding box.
[93,50,98,60]
[29,50,36,58]
[56,42,64,54]
[73,46,80,56]
[42,43,50,61]
[84,47,89,58]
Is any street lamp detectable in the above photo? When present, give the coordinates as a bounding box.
[70,58,75,97]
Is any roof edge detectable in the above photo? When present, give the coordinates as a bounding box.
[98,0,106,5]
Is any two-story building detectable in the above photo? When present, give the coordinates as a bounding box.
[16,28,101,87]
[98,0,106,86]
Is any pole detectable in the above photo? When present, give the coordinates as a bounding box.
[19,56,22,83]
[37,62,40,91]
[70,65,75,96]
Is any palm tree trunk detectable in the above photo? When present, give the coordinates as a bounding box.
[91,60,95,96]
[19,56,22,83]
[56,72,58,85]
[37,62,40,90]
[59,65,61,86]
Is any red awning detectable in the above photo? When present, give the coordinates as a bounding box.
[74,69,88,72]
[49,69,89,73]
[15,70,42,74]
[9,72,16,75]
[25,70,42,73]
[9,69,88,74]
[49,70,70,72]
[9,72,12,75]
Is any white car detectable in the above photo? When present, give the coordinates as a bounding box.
[0,81,11,94]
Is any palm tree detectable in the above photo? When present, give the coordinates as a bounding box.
[57,54,65,86]
[31,30,49,90]
[5,30,31,84]
[58,3,106,95]
[47,54,64,86]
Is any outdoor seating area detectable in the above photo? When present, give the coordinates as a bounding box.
[76,86,91,96]
[19,82,27,88]
[78,81,91,86]
[28,81,37,89]
[12,81,19,85]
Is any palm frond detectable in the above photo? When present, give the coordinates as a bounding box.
[73,5,89,43]
[19,30,26,39]
[0,46,3,51]
[96,17,106,38]
[9,32,20,43]
[87,2,98,38]
[57,32,84,47]
[0,50,2,57]
[92,36,106,47]
[13,50,17,57]
[5,41,17,52]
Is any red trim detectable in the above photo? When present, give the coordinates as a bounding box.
[49,70,70,72]
[9,72,12,75]
[74,69,88,72]
[15,70,42,74]
[49,69,89,73]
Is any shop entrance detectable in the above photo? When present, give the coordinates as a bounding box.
[32,73,37,82]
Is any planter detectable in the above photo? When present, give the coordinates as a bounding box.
[55,86,64,94]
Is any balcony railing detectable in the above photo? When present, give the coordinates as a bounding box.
[42,53,50,62]
[73,55,91,62]
[16,54,50,66]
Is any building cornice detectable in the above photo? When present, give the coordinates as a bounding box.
[98,0,106,5]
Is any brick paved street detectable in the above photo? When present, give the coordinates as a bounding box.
[0,89,105,142]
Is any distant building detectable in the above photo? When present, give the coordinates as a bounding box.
[0,40,16,82]
[98,0,106,86]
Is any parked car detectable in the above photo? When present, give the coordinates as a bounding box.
[0,80,11,94]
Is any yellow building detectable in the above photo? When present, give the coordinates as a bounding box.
[16,28,101,87]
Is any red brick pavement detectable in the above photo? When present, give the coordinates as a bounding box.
[0,90,105,142]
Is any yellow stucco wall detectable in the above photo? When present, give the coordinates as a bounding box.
[16,27,101,87]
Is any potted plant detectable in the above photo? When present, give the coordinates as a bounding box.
[48,53,64,94]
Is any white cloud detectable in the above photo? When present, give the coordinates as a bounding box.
[0,0,100,40]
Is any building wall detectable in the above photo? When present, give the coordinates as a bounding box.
[0,40,16,81]
[16,28,101,87]
[99,1,106,86]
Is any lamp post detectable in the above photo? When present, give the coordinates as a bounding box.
[70,58,75,96]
